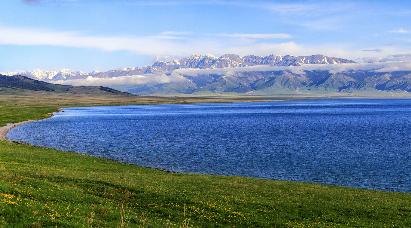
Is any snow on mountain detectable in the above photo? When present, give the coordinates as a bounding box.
[2,69,89,81]
[5,55,411,95]
[2,54,355,82]
[152,54,355,71]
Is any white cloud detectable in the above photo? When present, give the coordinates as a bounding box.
[0,25,296,56]
[0,25,409,61]
[57,74,171,86]
[390,28,410,34]
[268,3,319,14]
[151,31,192,40]
[0,25,188,56]
[361,49,382,52]
[218,33,291,39]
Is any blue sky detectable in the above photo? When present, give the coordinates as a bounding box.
[0,0,411,71]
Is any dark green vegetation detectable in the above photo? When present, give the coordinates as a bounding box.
[0,74,129,95]
[0,93,411,227]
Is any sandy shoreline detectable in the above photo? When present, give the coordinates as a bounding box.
[0,120,34,141]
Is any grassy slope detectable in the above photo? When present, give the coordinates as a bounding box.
[0,93,410,227]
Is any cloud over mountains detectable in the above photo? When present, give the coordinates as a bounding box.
[4,53,411,95]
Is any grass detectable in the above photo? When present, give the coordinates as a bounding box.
[0,92,411,227]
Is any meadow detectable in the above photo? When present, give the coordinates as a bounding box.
[0,92,410,227]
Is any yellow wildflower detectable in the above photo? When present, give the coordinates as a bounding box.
[0,193,18,205]
[0,193,16,199]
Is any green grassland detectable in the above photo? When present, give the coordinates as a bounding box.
[0,92,411,227]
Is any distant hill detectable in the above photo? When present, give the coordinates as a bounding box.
[0,74,130,95]
[125,67,411,95]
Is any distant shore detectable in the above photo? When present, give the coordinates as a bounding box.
[0,95,409,140]
[1,95,409,141]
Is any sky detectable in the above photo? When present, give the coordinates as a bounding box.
[0,0,411,71]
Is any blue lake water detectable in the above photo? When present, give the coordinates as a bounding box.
[7,99,411,192]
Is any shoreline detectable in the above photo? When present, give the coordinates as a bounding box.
[0,108,62,141]
[0,120,35,141]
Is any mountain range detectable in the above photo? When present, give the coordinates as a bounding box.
[3,54,411,95]
[2,54,355,81]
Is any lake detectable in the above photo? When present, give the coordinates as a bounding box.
[7,99,411,192]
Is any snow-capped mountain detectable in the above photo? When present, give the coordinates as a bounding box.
[1,69,89,81]
[152,54,355,70]
[2,54,355,81]
[3,53,411,95]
